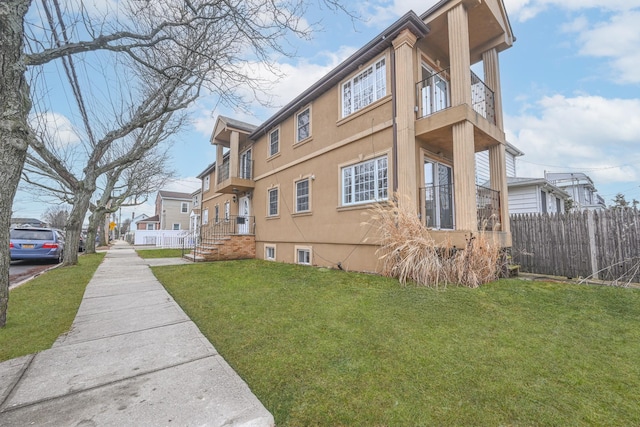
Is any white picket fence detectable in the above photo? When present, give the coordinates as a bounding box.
[133,230,196,248]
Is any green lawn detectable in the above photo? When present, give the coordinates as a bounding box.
[135,248,185,259]
[0,253,105,361]
[153,260,640,426]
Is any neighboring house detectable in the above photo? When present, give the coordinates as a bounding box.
[155,190,192,230]
[506,177,569,214]
[190,189,202,233]
[199,0,515,272]
[136,215,160,230]
[477,144,570,214]
[131,213,150,229]
[544,172,606,211]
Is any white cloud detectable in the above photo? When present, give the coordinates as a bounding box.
[570,11,640,84]
[29,112,81,149]
[504,0,640,22]
[506,94,640,192]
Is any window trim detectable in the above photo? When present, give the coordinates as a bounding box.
[340,155,389,207]
[268,127,280,157]
[264,244,276,261]
[214,205,219,223]
[295,245,312,265]
[295,106,312,144]
[267,186,279,217]
[172,223,181,230]
[146,223,155,230]
[294,177,311,213]
[204,175,210,191]
[224,201,230,221]
[341,56,387,118]
[203,208,209,225]
[181,202,189,213]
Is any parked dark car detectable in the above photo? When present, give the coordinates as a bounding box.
[10,227,65,263]
[78,234,86,252]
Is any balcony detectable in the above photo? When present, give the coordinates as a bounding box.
[416,68,495,122]
[415,69,501,154]
[215,159,255,194]
[419,184,502,232]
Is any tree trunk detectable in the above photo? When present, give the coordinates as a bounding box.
[85,210,99,254]
[0,0,32,327]
[63,188,93,265]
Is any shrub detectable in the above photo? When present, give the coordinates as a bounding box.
[366,195,503,288]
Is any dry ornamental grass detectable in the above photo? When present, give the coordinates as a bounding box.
[366,194,504,288]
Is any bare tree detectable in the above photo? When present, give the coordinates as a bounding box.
[0,0,356,326]
[41,205,69,229]
[84,146,175,253]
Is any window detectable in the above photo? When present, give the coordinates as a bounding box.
[269,128,279,157]
[146,223,155,230]
[204,176,210,191]
[181,202,188,213]
[214,205,219,223]
[173,223,180,230]
[265,245,276,261]
[203,209,209,225]
[296,107,311,142]
[296,247,311,265]
[295,178,310,212]
[342,57,386,117]
[224,201,230,221]
[342,156,388,206]
[268,188,279,216]
[240,149,252,179]
[541,191,548,213]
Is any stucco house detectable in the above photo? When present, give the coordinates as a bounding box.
[196,0,515,272]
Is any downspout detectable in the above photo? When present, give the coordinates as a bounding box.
[391,47,399,194]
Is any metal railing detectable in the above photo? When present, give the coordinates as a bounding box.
[216,159,253,184]
[421,184,455,230]
[416,68,451,119]
[415,68,496,125]
[470,71,496,124]
[202,215,255,241]
[420,184,501,231]
[476,185,501,231]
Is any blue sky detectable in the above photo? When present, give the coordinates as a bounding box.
[12,0,640,220]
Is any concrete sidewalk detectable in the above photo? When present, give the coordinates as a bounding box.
[0,241,274,426]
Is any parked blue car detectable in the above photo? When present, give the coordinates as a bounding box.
[10,227,65,263]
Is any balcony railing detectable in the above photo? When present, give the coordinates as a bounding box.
[470,71,496,124]
[216,160,253,184]
[420,184,501,231]
[476,185,501,231]
[421,184,455,230]
[416,69,451,119]
[415,68,496,124]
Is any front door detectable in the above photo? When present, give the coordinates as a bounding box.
[238,196,250,234]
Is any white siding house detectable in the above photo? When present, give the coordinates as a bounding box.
[507,178,569,214]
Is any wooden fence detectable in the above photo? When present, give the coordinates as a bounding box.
[510,209,640,283]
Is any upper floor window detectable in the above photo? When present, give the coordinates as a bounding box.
[342,57,386,118]
[181,202,189,213]
[204,176,210,191]
[295,178,310,213]
[296,107,311,142]
[342,156,388,206]
[269,128,279,157]
[224,201,230,221]
[268,187,279,217]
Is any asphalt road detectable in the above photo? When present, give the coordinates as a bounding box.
[9,260,57,289]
